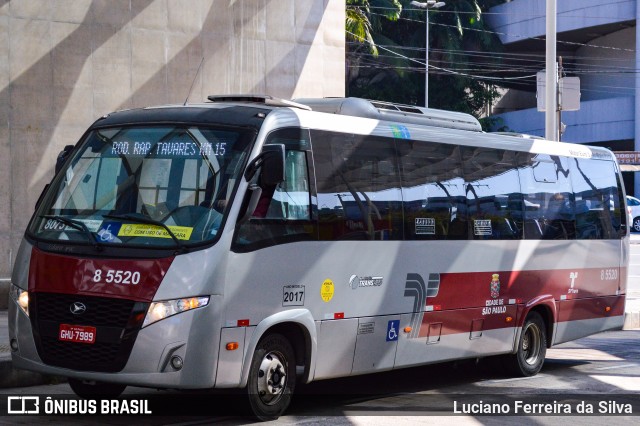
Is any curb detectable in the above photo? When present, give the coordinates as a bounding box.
[624,311,640,330]
[0,356,66,389]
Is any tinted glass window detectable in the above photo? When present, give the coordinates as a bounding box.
[462,147,521,240]
[32,126,252,248]
[397,141,467,240]
[570,158,623,239]
[261,150,311,220]
[233,129,316,250]
[314,131,403,240]
[517,154,575,240]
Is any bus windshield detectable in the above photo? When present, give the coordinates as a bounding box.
[29,125,254,249]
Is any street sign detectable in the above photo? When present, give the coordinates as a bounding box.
[615,151,640,165]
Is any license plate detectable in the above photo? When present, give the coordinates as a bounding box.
[58,324,96,344]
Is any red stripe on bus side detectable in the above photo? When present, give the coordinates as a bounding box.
[557,296,625,322]
[413,295,625,338]
[416,305,518,338]
[432,268,622,311]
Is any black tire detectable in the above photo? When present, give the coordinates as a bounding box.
[68,378,127,398]
[508,311,547,376]
[633,217,640,233]
[247,333,296,421]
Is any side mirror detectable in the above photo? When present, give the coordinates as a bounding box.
[260,144,285,186]
[55,145,75,174]
[237,144,285,225]
[244,144,285,186]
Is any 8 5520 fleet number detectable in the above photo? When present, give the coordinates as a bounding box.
[92,269,141,285]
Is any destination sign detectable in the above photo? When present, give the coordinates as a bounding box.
[110,141,226,157]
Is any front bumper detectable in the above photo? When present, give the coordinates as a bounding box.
[9,295,225,389]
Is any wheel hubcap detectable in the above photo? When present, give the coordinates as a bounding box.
[257,351,287,405]
[522,322,541,365]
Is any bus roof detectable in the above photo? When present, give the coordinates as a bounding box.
[92,95,615,163]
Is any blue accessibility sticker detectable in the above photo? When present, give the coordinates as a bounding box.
[97,222,121,242]
[386,320,400,342]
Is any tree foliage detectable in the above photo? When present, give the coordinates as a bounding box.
[346,0,505,128]
[346,0,403,56]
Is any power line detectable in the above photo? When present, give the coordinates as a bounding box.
[348,46,638,74]
[346,29,537,82]
[347,41,637,66]
[363,10,636,53]
[355,0,635,21]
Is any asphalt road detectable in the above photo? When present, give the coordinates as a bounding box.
[1,329,638,425]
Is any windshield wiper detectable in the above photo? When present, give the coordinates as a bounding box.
[102,213,186,252]
[40,215,103,251]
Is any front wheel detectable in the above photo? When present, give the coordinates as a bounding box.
[68,378,127,398]
[508,311,547,376]
[247,333,296,421]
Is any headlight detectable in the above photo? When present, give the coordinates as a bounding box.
[142,296,209,328]
[10,284,29,316]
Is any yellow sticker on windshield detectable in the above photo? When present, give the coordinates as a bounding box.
[118,224,193,240]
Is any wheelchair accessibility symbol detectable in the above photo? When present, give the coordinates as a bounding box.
[386,320,399,342]
[99,225,114,242]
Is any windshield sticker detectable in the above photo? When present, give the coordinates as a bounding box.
[320,279,335,302]
[98,222,122,242]
[40,218,103,233]
[110,141,226,158]
[415,218,436,235]
[65,167,74,184]
[117,224,193,240]
[474,219,492,236]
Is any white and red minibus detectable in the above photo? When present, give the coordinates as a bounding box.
[8,96,628,419]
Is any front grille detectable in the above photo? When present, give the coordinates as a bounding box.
[30,293,148,372]
[36,293,135,327]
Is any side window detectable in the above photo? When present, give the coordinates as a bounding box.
[314,130,403,241]
[262,150,311,220]
[462,147,521,240]
[570,157,622,239]
[233,128,316,250]
[517,154,575,240]
[397,141,467,240]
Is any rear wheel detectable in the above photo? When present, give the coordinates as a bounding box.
[508,311,547,376]
[68,378,127,398]
[633,217,640,232]
[247,333,296,421]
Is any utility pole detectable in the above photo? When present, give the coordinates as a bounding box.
[410,1,446,108]
[545,0,557,141]
[557,56,563,141]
